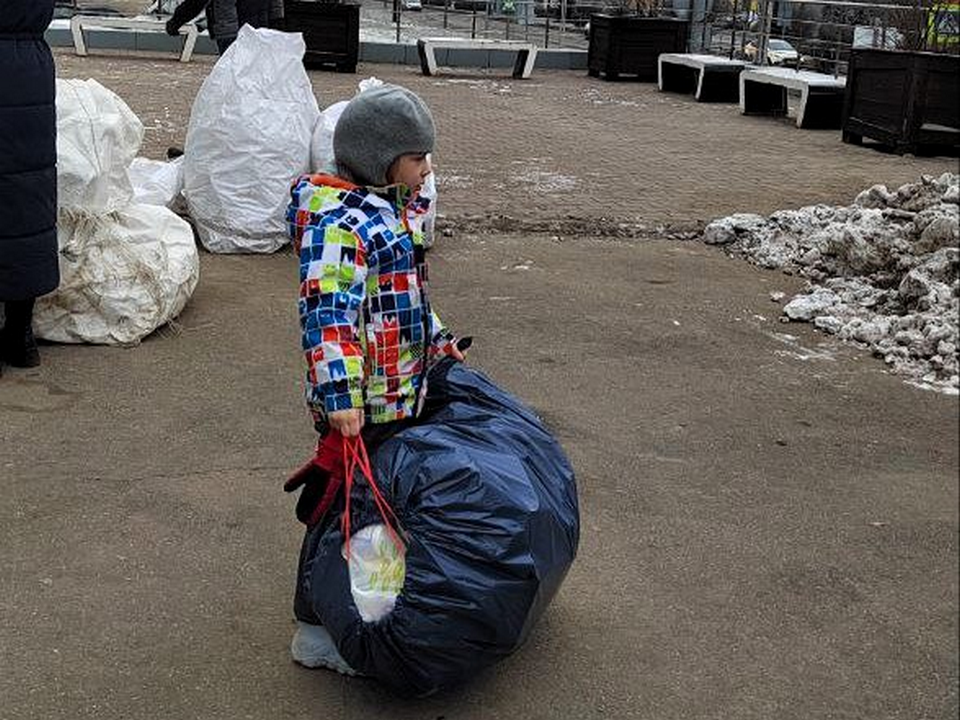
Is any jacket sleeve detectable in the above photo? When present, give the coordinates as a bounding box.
[168,0,210,31]
[428,309,457,359]
[299,220,368,422]
[286,175,309,252]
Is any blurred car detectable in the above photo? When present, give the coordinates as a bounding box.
[402,0,423,10]
[744,38,800,65]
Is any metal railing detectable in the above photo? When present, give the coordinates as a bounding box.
[379,0,607,47]
[693,0,958,76]
[62,0,960,61]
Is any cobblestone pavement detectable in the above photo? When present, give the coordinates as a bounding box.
[53,50,956,236]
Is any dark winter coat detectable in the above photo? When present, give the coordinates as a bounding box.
[169,0,273,45]
[0,0,59,302]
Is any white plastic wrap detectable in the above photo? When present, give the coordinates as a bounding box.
[128,156,185,210]
[34,205,200,346]
[346,524,406,623]
[56,78,144,214]
[183,26,319,253]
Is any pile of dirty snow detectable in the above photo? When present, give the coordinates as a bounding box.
[703,173,959,394]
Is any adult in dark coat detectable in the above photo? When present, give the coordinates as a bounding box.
[0,0,59,375]
[165,0,274,54]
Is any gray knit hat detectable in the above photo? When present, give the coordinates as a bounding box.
[333,84,436,187]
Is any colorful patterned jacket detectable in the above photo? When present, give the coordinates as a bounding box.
[287,174,457,427]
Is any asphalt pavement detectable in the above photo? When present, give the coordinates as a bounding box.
[0,43,957,720]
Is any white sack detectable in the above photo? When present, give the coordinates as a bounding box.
[34,204,200,346]
[56,78,144,214]
[183,26,319,253]
[128,156,185,210]
[309,100,348,174]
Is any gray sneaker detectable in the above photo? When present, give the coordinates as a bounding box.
[290,622,359,676]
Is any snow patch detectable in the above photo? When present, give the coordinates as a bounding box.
[704,173,959,394]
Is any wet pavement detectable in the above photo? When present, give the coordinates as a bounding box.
[0,40,957,720]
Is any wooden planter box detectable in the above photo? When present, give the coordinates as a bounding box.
[842,48,959,155]
[283,1,360,73]
[587,14,689,81]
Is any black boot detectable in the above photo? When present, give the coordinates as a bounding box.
[0,298,41,368]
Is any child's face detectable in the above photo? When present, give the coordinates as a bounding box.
[387,153,433,191]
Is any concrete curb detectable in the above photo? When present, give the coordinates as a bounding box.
[47,24,219,56]
[45,26,587,71]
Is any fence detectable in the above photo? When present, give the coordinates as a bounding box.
[692,0,959,76]
[57,0,959,62]
[378,0,608,47]
[381,0,956,67]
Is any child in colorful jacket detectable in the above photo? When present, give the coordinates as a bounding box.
[285,85,464,674]
[287,83,463,440]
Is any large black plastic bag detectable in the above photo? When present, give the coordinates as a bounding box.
[294,361,580,696]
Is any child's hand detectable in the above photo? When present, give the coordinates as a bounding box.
[329,409,364,437]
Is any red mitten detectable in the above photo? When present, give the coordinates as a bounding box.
[284,432,346,526]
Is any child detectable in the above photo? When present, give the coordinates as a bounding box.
[284,84,464,673]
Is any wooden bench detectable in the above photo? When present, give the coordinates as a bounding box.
[740,67,846,129]
[658,53,746,102]
[416,37,538,79]
[70,15,199,62]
